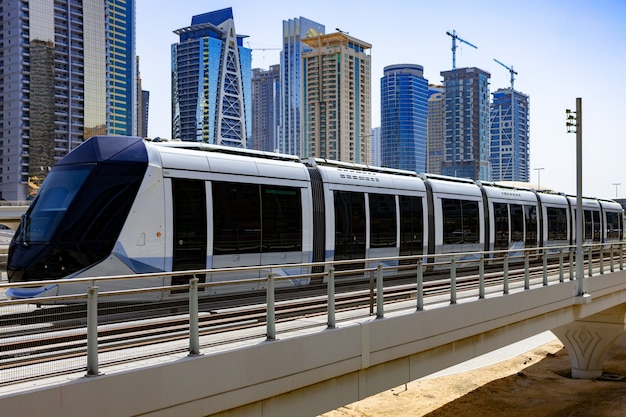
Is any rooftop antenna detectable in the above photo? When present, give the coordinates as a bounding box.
[446,30,477,69]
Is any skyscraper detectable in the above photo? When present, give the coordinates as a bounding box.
[171,8,252,146]
[136,56,150,139]
[440,67,491,180]
[301,32,372,164]
[251,65,281,152]
[427,85,445,174]
[0,0,137,200]
[279,17,325,157]
[490,88,530,182]
[371,127,381,167]
[380,64,428,173]
[106,0,137,136]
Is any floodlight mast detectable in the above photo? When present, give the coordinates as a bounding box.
[446,30,477,69]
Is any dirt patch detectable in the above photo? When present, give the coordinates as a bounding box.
[320,333,626,416]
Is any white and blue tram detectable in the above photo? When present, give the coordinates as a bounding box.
[6,136,624,299]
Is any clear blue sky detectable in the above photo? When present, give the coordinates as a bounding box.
[136,0,626,199]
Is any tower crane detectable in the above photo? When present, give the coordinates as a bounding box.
[246,43,281,66]
[446,30,477,69]
[494,58,518,90]
[246,42,281,52]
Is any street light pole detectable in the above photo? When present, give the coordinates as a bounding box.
[566,98,586,297]
[613,183,621,198]
[534,167,544,190]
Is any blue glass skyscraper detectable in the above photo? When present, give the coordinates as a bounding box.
[106,0,136,136]
[490,88,530,181]
[380,64,428,173]
[172,8,252,146]
[279,17,325,156]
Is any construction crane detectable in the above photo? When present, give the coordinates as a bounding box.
[246,43,281,67]
[494,58,518,90]
[246,42,280,52]
[446,30,477,69]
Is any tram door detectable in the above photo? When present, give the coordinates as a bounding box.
[493,203,509,251]
[171,179,207,288]
[333,190,366,271]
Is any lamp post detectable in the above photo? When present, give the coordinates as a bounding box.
[613,183,621,198]
[534,167,544,190]
[566,98,586,297]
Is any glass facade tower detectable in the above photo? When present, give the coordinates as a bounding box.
[440,67,491,180]
[279,17,325,157]
[380,64,428,173]
[490,88,530,181]
[427,85,444,174]
[172,8,252,147]
[106,0,137,136]
[0,0,136,200]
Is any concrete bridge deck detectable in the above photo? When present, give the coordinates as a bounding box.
[2,264,626,417]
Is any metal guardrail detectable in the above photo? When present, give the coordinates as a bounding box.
[0,242,625,384]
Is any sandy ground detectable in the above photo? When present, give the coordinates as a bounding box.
[320,333,626,417]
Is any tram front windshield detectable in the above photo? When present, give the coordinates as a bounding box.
[19,167,92,244]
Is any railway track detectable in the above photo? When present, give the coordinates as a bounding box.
[0,254,616,386]
[0,250,608,386]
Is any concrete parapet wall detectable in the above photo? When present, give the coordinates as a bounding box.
[3,270,626,417]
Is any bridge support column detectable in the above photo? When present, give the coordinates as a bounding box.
[553,305,626,379]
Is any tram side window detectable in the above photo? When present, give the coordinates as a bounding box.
[546,207,568,240]
[606,212,623,240]
[442,198,480,244]
[212,182,303,255]
[212,182,261,255]
[399,195,424,256]
[524,205,538,247]
[261,186,302,252]
[369,194,396,248]
[510,204,524,242]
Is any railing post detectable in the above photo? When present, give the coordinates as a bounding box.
[266,273,276,340]
[503,253,509,294]
[600,246,605,275]
[416,260,424,311]
[189,277,200,356]
[376,263,384,319]
[450,257,457,304]
[569,250,575,280]
[369,269,375,315]
[588,247,593,278]
[542,250,548,286]
[86,286,99,377]
[610,244,615,273]
[327,268,336,328]
[524,251,530,290]
[559,249,564,282]
[621,243,624,271]
[478,254,485,299]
